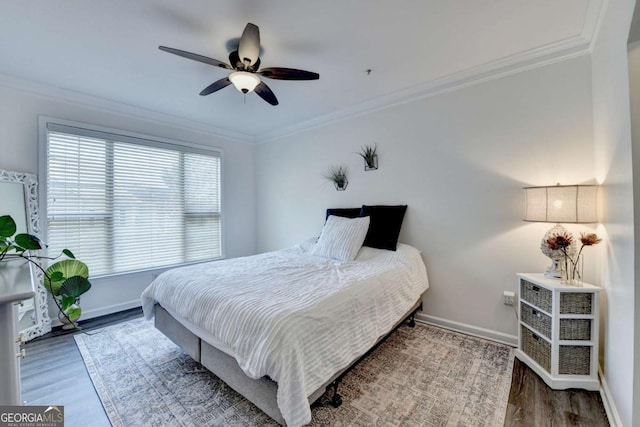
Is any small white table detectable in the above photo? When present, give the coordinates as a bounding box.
[515,273,601,391]
[0,261,35,405]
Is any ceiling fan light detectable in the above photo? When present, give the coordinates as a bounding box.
[229,71,260,93]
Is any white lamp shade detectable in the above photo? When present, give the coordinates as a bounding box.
[228,71,260,93]
[523,185,598,223]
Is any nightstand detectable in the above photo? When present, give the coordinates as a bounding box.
[515,273,600,391]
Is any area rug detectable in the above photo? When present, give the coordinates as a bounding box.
[74,318,514,426]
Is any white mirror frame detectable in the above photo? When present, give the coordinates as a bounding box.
[0,169,51,339]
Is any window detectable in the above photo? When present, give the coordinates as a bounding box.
[41,120,222,277]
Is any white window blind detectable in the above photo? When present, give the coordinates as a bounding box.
[44,122,222,277]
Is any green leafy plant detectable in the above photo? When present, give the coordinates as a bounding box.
[357,144,378,170]
[324,165,348,190]
[0,215,91,327]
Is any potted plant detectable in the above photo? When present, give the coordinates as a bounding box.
[357,144,378,171]
[0,215,91,330]
[324,165,349,191]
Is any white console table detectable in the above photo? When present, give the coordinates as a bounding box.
[0,261,34,405]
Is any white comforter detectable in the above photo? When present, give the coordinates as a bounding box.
[141,240,429,426]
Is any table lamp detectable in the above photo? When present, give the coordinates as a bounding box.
[523,184,598,278]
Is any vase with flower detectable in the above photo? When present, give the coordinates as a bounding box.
[569,233,602,285]
[544,231,602,286]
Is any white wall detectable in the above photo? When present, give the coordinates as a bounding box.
[255,55,596,342]
[591,0,637,425]
[0,82,257,322]
[628,40,640,427]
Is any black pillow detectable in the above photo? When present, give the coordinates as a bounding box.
[359,205,407,251]
[325,208,362,220]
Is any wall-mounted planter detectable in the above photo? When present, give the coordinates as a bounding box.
[357,145,378,171]
[334,178,348,191]
[364,154,378,171]
[324,165,349,191]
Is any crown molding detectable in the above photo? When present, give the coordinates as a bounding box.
[582,0,605,49]
[255,0,608,144]
[0,73,256,144]
[257,33,593,144]
[582,0,609,52]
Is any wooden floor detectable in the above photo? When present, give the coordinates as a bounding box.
[21,309,142,427]
[22,311,609,427]
[505,358,609,426]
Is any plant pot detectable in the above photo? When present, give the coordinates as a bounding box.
[334,178,348,191]
[364,154,378,171]
[58,310,79,330]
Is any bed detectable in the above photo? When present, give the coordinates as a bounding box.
[141,211,429,426]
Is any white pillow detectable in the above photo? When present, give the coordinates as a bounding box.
[311,215,370,261]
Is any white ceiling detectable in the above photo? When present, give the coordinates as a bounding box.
[0,1,600,142]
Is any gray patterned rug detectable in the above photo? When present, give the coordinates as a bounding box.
[74,317,514,426]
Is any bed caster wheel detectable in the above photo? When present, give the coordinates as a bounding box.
[331,394,342,408]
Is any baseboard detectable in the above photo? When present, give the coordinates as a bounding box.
[50,300,142,327]
[416,313,518,347]
[598,367,623,427]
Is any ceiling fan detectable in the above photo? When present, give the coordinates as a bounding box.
[159,23,319,106]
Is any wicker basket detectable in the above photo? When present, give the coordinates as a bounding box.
[560,293,592,314]
[520,279,552,313]
[520,302,552,339]
[521,325,551,372]
[559,346,592,375]
[559,319,592,341]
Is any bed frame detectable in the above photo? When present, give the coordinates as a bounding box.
[153,299,422,425]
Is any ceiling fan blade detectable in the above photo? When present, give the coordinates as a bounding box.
[238,23,260,66]
[254,81,279,106]
[258,67,319,80]
[199,78,232,96]
[159,46,232,70]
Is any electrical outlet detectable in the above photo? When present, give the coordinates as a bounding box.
[503,291,515,306]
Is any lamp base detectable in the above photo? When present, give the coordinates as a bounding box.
[540,224,576,280]
[544,259,563,279]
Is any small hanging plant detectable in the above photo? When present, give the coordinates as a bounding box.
[324,165,348,191]
[357,144,378,171]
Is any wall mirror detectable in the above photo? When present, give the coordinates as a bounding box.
[0,169,51,339]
